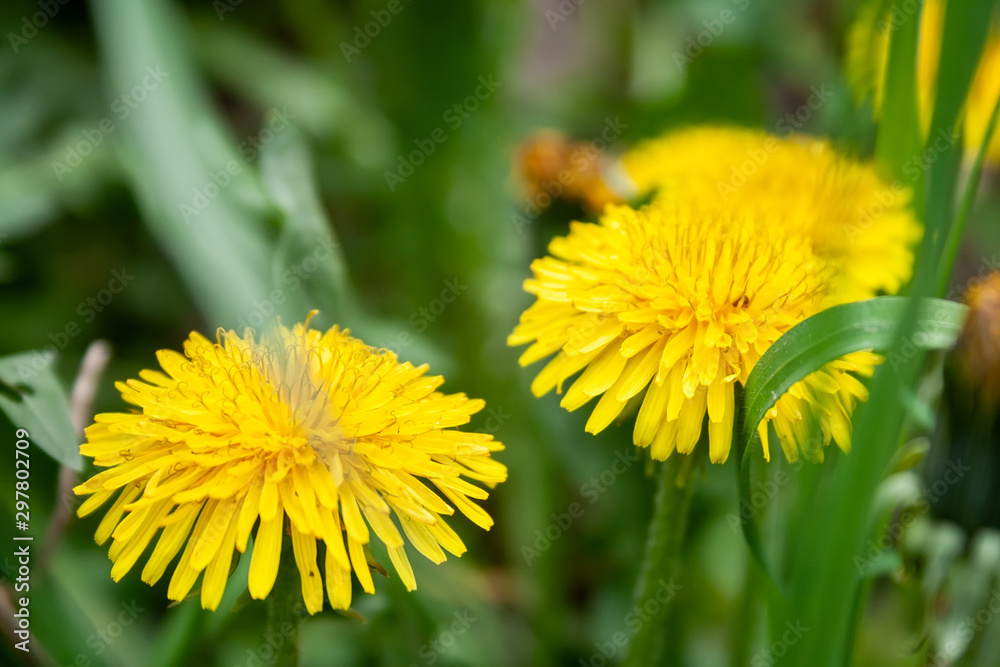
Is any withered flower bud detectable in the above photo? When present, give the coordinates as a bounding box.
[515,130,621,213]
[926,272,1000,532]
[953,272,1000,414]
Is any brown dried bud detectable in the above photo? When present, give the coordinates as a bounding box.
[515,130,621,213]
[954,271,1000,414]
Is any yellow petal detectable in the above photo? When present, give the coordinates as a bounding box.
[634,377,670,447]
[348,536,376,594]
[676,387,707,454]
[200,508,240,611]
[387,545,417,592]
[291,527,324,615]
[248,501,284,600]
[325,549,353,610]
[707,382,735,463]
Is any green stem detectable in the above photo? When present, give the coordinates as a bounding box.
[731,561,760,667]
[622,453,697,666]
[266,536,305,667]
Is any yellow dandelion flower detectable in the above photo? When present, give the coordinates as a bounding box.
[619,128,913,459]
[74,316,506,614]
[621,126,921,304]
[513,126,920,462]
[760,350,879,462]
[846,0,1000,160]
[509,198,844,463]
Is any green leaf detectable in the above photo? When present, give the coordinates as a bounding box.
[0,352,81,470]
[781,2,999,663]
[91,0,278,327]
[259,124,357,323]
[924,0,996,285]
[937,88,1000,294]
[190,18,394,172]
[875,0,922,196]
[739,297,965,464]
[736,297,966,589]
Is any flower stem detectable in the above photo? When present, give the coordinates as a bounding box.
[622,452,697,666]
[266,536,305,667]
[731,557,761,667]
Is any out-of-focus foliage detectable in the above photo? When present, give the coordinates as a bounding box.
[2,0,1000,666]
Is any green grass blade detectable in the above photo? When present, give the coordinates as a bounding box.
[736,297,967,602]
[91,0,277,326]
[923,0,995,276]
[937,89,1000,294]
[258,125,358,323]
[739,297,966,458]
[874,0,922,193]
[735,438,787,603]
[190,18,394,173]
[780,2,997,662]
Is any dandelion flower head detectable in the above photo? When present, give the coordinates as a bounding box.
[621,126,921,304]
[509,197,873,463]
[74,316,506,614]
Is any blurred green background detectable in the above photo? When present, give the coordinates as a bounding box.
[2,0,1000,666]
